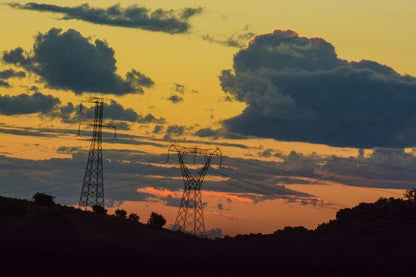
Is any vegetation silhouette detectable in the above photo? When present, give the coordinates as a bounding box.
[32,192,55,206]
[115,208,127,219]
[92,204,107,215]
[128,212,140,222]
[404,188,416,201]
[1,193,416,275]
[147,212,166,228]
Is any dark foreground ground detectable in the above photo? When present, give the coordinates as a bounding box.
[1,195,416,276]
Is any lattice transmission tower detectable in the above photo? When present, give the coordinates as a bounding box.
[167,145,222,237]
[78,97,116,210]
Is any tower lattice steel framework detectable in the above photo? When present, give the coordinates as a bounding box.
[167,145,222,237]
[78,97,116,210]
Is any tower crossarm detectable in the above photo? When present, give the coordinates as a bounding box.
[78,121,117,139]
[167,144,222,165]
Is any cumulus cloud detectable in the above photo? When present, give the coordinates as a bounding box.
[2,47,30,66]
[9,3,203,34]
[220,29,416,148]
[3,28,153,95]
[0,92,60,115]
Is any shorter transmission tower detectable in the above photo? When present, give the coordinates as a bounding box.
[78,97,116,210]
[167,145,222,237]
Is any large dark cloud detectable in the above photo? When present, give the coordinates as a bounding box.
[220,29,416,148]
[3,28,153,95]
[9,3,203,34]
[0,92,60,115]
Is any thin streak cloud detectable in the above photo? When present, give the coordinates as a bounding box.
[9,2,203,34]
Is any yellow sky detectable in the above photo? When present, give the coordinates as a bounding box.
[0,1,414,235]
[0,0,414,160]
[1,0,415,118]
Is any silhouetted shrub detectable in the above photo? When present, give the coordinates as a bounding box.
[147,212,166,228]
[404,189,416,201]
[115,209,127,219]
[32,193,55,206]
[92,205,107,215]
[128,213,140,222]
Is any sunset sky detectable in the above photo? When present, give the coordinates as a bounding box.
[1,0,415,236]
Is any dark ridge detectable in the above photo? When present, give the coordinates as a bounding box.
[1,195,416,276]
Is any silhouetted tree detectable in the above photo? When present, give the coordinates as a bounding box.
[404,189,416,201]
[147,212,166,228]
[128,213,140,222]
[92,205,107,215]
[115,208,127,219]
[32,193,55,206]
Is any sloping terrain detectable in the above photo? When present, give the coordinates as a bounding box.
[1,196,416,276]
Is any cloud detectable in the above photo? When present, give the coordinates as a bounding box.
[202,25,254,48]
[49,100,164,124]
[219,29,416,148]
[95,100,139,121]
[0,68,26,87]
[137,114,166,124]
[9,3,203,34]
[167,95,183,103]
[3,28,153,95]
[0,80,10,87]
[153,125,164,134]
[173,83,185,93]
[0,92,60,115]
[206,227,223,239]
[165,125,185,137]
[0,69,26,79]
[194,127,247,140]
[125,69,154,93]
[137,187,182,207]
[195,127,219,138]
[2,47,30,66]
[202,31,255,48]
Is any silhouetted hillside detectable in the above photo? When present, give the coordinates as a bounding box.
[1,195,416,276]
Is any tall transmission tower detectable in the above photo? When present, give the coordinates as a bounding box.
[78,97,116,210]
[167,145,222,237]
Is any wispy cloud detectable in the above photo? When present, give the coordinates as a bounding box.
[202,26,254,48]
[9,2,203,34]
